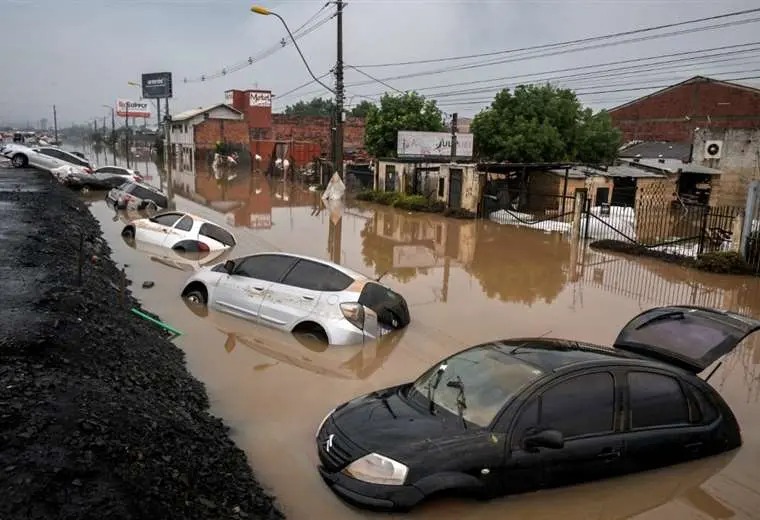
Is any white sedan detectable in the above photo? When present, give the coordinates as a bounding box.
[121,211,236,252]
[6,145,93,172]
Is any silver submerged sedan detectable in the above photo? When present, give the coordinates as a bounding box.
[180,253,411,345]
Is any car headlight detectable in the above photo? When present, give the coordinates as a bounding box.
[343,453,408,486]
[315,407,335,439]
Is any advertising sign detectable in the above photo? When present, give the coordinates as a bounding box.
[116,99,151,118]
[397,130,474,158]
[141,72,173,99]
[249,91,272,107]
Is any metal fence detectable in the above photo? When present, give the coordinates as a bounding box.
[483,190,577,231]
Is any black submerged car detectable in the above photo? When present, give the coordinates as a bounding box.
[316,306,760,510]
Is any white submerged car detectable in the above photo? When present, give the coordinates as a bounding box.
[121,211,236,253]
[180,252,411,346]
[5,145,93,172]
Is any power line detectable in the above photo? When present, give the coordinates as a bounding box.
[433,74,760,107]
[413,49,760,100]
[182,3,334,84]
[285,14,760,100]
[345,65,405,94]
[360,42,760,98]
[353,7,760,68]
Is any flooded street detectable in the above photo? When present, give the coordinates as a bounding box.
[84,154,760,519]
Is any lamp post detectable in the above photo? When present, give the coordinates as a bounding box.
[102,105,115,160]
[251,3,344,179]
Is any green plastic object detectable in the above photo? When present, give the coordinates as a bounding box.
[130,307,183,338]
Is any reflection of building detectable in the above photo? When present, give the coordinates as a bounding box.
[168,104,249,173]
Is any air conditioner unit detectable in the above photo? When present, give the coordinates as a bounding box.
[704,140,723,159]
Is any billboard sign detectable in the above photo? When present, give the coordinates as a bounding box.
[141,72,173,99]
[116,99,151,118]
[249,91,272,107]
[397,130,474,158]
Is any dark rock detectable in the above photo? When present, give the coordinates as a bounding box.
[0,168,285,520]
[142,281,155,289]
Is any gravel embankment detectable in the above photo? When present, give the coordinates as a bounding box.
[0,166,284,520]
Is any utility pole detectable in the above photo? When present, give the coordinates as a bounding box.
[450,112,458,159]
[334,0,345,179]
[125,104,131,168]
[164,97,174,209]
[53,105,58,143]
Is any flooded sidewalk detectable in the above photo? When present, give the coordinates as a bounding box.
[83,154,760,519]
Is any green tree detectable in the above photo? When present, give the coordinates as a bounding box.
[350,100,375,118]
[364,92,445,158]
[284,97,335,117]
[471,84,621,164]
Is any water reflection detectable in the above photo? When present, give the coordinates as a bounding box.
[122,237,232,272]
[182,300,406,380]
[418,452,736,519]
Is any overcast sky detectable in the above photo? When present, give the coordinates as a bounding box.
[1,0,759,127]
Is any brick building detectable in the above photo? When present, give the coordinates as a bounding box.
[609,76,760,142]
[168,103,249,172]
[224,88,367,174]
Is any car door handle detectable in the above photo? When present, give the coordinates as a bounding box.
[597,448,621,461]
[685,441,704,452]
[302,295,314,301]
[252,286,265,291]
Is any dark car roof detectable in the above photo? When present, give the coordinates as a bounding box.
[490,338,682,374]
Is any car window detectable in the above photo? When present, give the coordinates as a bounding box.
[37,148,57,157]
[174,215,193,232]
[685,383,719,424]
[234,254,298,282]
[151,213,183,227]
[628,372,690,429]
[281,260,353,291]
[539,372,615,438]
[199,223,235,246]
[510,398,539,447]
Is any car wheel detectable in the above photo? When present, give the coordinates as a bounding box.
[184,289,207,305]
[144,201,158,212]
[11,154,27,168]
[121,226,135,239]
[80,186,90,194]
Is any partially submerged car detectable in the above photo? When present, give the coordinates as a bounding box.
[180,252,411,345]
[122,235,232,272]
[316,306,759,510]
[121,211,236,252]
[106,181,168,210]
[62,166,142,192]
[6,145,93,171]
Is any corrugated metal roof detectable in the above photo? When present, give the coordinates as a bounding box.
[619,141,691,160]
[547,168,588,179]
[619,158,681,173]
[603,164,666,178]
[171,103,242,122]
[680,163,723,175]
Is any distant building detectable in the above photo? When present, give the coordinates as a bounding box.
[168,103,248,172]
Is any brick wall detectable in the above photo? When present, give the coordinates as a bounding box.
[193,119,250,149]
[692,128,760,206]
[271,114,365,151]
[610,77,760,142]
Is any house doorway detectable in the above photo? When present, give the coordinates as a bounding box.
[449,168,463,209]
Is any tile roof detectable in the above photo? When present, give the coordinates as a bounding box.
[619,141,691,160]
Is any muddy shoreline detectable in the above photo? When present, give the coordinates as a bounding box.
[0,167,284,520]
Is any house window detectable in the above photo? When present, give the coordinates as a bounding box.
[438,177,445,197]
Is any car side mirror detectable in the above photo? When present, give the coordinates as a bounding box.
[223,260,235,274]
[523,429,564,451]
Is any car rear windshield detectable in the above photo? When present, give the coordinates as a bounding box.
[130,185,167,206]
[410,345,545,428]
[199,223,235,246]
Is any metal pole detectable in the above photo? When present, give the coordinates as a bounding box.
[450,112,458,159]
[157,100,161,130]
[165,98,174,209]
[53,105,58,143]
[335,0,344,179]
[125,104,130,168]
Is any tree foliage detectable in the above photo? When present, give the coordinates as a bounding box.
[364,92,445,158]
[350,100,375,118]
[284,97,335,117]
[471,84,621,164]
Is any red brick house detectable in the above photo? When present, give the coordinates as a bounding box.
[609,76,760,142]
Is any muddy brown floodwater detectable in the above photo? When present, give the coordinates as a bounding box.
[80,154,760,519]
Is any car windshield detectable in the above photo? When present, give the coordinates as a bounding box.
[410,344,545,427]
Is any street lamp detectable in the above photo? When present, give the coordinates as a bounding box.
[251,3,345,179]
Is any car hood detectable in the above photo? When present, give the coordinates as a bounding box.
[331,384,479,460]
